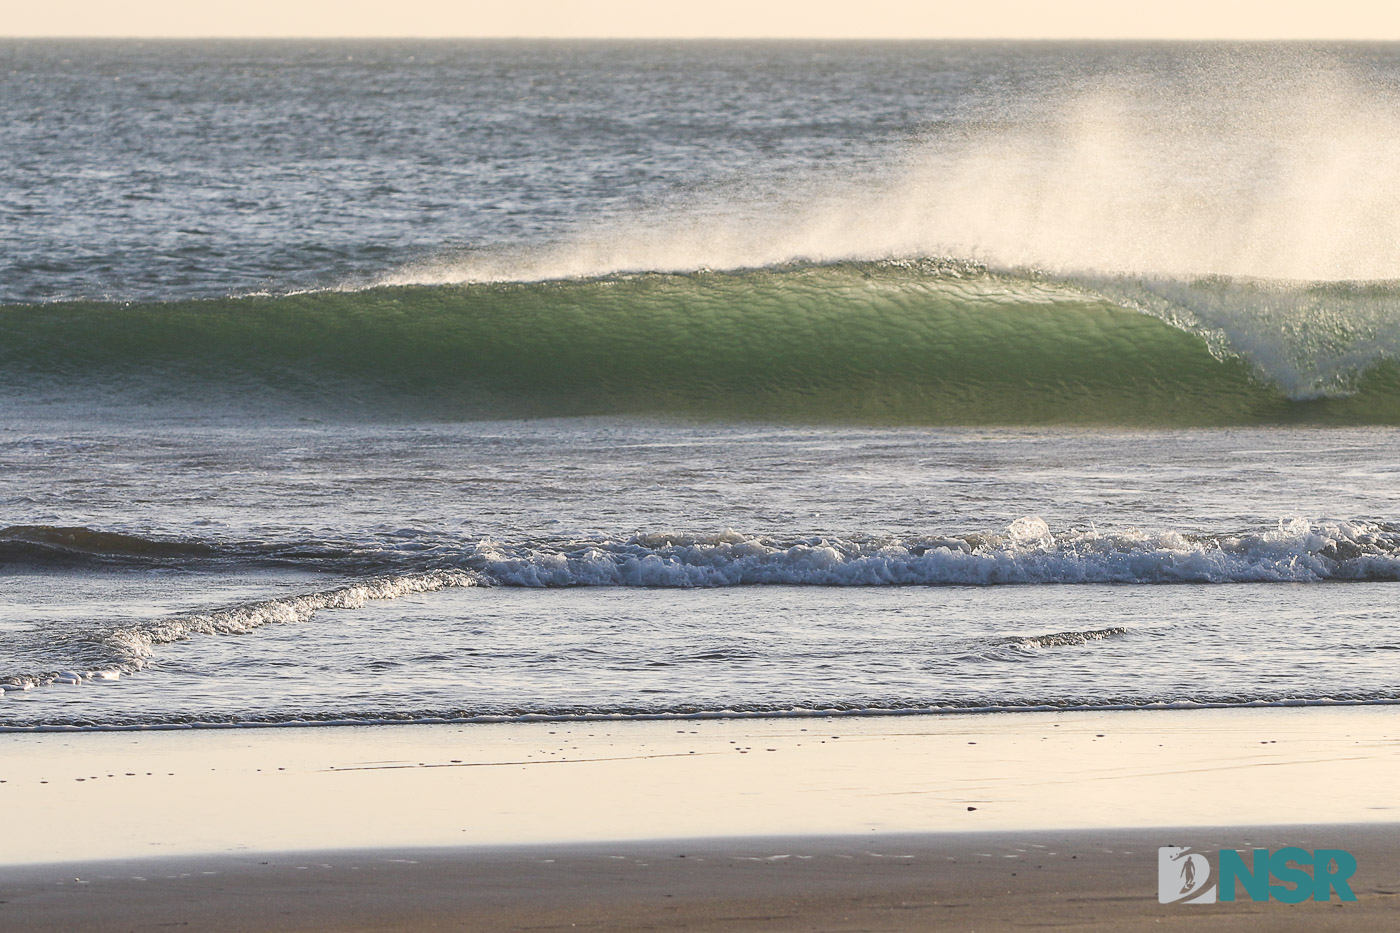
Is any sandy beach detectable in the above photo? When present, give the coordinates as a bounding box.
[2,707,1396,929]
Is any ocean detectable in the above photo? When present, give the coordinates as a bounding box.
[2,39,1399,730]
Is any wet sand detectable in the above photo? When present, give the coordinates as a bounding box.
[2,828,1397,932]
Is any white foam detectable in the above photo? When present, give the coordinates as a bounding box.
[469,518,1400,588]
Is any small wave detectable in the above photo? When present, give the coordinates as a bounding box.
[7,518,1400,586]
[0,524,422,572]
[0,525,217,565]
[5,517,1396,694]
[996,627,1130,650]
[0,570,481,691]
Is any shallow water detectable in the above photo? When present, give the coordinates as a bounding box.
[4,421,1399,727]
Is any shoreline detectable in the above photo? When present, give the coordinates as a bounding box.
[8,694,1400,732]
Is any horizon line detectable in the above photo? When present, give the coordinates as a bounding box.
[4,35,1395,42]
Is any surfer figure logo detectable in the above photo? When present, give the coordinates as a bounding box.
[1158,848,1216,904]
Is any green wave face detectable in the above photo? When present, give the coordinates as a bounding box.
[4,263,1399,425]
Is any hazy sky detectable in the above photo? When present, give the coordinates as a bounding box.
[6,1,1400,39]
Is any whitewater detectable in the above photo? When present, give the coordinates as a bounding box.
[2,39,1399,729]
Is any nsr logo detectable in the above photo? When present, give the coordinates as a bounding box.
[1159,846,1358,904]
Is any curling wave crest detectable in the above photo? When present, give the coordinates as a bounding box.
[5,262,1400,423]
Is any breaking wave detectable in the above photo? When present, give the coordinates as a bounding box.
[4,261,1400,424]
[464,519,1400,587]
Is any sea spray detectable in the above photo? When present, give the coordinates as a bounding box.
[387,50,1400,286]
